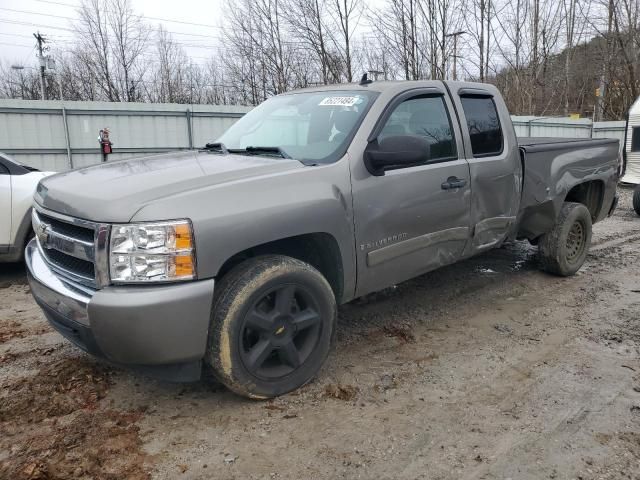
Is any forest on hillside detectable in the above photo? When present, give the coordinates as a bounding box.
[0,0,638,120]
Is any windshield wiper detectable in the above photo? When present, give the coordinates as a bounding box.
[230,146,291,159]
[202,142,228,154]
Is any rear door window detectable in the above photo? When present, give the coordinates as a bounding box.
[460,96,503,157]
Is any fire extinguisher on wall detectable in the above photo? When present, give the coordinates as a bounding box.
[98,128,113,162]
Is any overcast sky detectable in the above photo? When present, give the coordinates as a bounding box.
[0,0,237,68]
[0,0,379,69]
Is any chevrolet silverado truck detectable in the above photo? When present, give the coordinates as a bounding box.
[26,80,620,398]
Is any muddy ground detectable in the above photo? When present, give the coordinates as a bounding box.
[1,187,639,480]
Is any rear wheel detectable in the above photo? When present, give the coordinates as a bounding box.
[633,185,640,216]
[538,202,592,277]
[206,255,336,399]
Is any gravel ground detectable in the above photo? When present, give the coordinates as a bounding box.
[1,186,639,480]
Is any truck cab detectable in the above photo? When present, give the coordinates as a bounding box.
[347,81,521,296]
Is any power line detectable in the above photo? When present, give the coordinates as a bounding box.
[0,17,320,49]
[0,19,75,33]
[0,42,34,48]
[30,0,225,30]
[0,9,226,40]
[0,32,42,40]
[0,7,77,21]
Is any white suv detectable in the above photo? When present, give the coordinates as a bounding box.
[0,153,54,262]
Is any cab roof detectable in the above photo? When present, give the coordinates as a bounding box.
[287,79,499,97]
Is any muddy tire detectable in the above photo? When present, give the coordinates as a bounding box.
[633,185,640,216]
[206,255,336,399]
[538,202,592,277]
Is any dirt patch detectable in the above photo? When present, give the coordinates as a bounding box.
[0,357,113,422]
[382,323,416,343]
[1,408,149,480]
[323,383,359,401]
[0,320,29,343]
[0,356,149,480]
[0,345,62,365]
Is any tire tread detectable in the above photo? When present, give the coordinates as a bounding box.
[206,255,335,399]
[538,202,592,277]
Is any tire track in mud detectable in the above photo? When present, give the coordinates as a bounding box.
[393,230,640,480]
[460,252,640,480]
[590,231,640,252]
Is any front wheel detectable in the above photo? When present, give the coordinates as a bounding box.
[206,255,336,399]
[633,185,640,216]
[538,202,592,277]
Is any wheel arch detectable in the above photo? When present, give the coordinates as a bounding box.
[216,232,345,303]
[0,207,33,262]
[564,179,605,221]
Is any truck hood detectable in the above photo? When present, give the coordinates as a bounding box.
[35,151,303,222]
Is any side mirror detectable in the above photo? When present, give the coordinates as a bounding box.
[364,135,431,176]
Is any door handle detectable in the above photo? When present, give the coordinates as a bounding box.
[441,176,467,190]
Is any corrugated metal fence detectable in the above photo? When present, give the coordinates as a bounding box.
[511,116,626,147]
[0,99,252,171]
[0,99,626,172]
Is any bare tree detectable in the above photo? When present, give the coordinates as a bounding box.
[152,26,190,103]
[74,0,149,101]
[224,0,296,102]
[286,0,334,84]
[463,0,493,81]
[368,0,425,80]
[329,0,363,82]
[107,0,150,101]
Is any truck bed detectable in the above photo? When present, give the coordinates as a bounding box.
[516,136,620,240]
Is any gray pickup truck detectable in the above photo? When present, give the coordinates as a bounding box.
[26,80,619,398]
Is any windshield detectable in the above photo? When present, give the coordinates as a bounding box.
[0,152,20,166]
[0,152,39,172]
[216,90,378,164]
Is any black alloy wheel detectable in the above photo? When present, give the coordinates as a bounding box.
[239,284,322,380]
[207,255,336,399]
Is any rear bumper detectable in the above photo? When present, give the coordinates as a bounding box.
[25,238,215,381]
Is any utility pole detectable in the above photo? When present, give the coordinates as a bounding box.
[33,32,47,100]
[445,31,466,81]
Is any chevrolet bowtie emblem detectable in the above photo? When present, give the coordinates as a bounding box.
[37,223,49,246]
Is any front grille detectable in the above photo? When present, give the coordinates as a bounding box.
[33,208,103,287]
[38,213,95,243]
[47,249,96,279]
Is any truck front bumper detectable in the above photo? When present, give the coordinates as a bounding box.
[25,238,215,381]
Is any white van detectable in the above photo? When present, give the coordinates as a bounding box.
[622,97,640,185]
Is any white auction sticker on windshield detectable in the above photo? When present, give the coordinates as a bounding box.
[319,96,359,107]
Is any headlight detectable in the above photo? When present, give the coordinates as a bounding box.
[109,220,196,283]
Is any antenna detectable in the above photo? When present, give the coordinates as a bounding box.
[359,73,373,86]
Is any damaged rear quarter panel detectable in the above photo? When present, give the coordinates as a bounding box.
[517,139,619,239]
